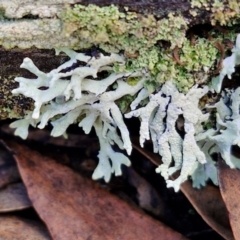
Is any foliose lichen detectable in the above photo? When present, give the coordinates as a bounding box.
[4,2,240,192]
[9,34,240,192]
[10,48,145,181]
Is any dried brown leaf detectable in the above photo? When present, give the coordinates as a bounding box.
[5,141,188,240]
[218,159,240,240]
[180,181,233,240]
[0,182,31,212]
[0,215,51,240]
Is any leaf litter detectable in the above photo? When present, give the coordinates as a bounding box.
[0,123,235,239]
[0,215,51,240]
[4,140,188,240]
[132,139,233,240]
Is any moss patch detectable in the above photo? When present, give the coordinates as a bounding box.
[59,4,240,92]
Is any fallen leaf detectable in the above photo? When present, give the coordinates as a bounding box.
[180,181,233,240]
[133,143,233,240]
[5,141,188,240]
[218,159,240,240]
[0,147,20,189]
[0,215,51,240]
[0,182,32,212]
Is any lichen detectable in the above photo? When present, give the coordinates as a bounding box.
[0,2,239,99]
[3,2,240,192]
[125,81,209,192]
[60,5,187,52]
[190,0,240,26]
[211,34,240,93]
[9,38,240,192]
[10,49,146,182]
[193,86,240,188]
[58,4,240,93]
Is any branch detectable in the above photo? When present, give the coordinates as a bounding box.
[0,0,239,119]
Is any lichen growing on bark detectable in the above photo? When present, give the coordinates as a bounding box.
[0,0,240,190]
[9,40,240,191]
[0,2,238,95]
[2,1,240,191]
[59,4,219,92]
[191,0,240,25]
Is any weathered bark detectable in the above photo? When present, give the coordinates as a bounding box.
[0,0,239,119]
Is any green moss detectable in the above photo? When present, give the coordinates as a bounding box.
[60,5,187,52]
[59,4,188,92]
[1,3,240,119]
[58,4,240,93]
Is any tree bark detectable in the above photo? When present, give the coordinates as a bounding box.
[0,0,239,119]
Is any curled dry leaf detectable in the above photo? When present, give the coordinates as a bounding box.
[0,182,31,212]
[132,142,233,240]
[218,158,240,240]
[5,141,188,240]
[0,215,51,240]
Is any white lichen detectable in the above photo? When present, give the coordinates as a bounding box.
[10,41,240,192]
[191,141,218,189]
[211,34,240,93]
[196,87,240,168]
[92,118,131,182]
[11,48,146,182]
[126,81,209,192]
